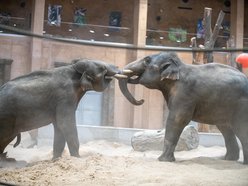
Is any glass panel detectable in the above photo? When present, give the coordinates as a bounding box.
[0,0,32,33]
[43,0,134,44]
[76,91,103,126]
[43,21,132,43]
[147,0,231,48]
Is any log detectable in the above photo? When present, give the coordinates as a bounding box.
[191,37,198,65]
[209,10,225,48]
[190,37,204,65]
[203,7,213,64]
[203,8,225,64]
[131,125,199,152]
[226,36,239,69]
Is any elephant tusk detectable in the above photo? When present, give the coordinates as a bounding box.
[105,76,113,80]
[122,69,133,74]
[114,74,128,79]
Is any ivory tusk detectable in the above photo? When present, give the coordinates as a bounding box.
[114,74,128,79]
[105,76,113,80]
[122,69,133,74]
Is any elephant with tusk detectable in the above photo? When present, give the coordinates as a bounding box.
[0,58,120,161]
[118,52,248,164]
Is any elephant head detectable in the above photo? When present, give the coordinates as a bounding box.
[118,52,183,105]
[72,59,122,92]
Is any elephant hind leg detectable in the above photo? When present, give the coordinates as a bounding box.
[241,142,248,164]
[0,135,17,157]
[217,125,239,161]
[236,137,248,164]
[233,126,248,164]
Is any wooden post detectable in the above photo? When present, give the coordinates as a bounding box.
[191,37,197,65]
[209,10,225,48]
[203,8,212,64]
[203,8,225,64]
[226,36,238,69]
[191,37,204,65]
[194,8,225,133]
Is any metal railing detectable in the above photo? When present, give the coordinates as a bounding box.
[0,24,247,53]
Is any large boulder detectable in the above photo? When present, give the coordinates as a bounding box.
[131,125,199,152]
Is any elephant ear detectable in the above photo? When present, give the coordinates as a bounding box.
[160,61,180,81]
[72,59,88,74]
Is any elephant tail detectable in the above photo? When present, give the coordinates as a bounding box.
[13,133,21,148]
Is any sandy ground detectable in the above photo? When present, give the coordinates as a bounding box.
[0,136,248,186]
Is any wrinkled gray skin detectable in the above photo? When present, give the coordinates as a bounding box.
[119,52,248,164]
[0,59,119,160]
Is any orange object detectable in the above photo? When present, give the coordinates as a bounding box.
[236,53,248,68]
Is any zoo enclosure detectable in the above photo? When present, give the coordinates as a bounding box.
[0,0,247,133]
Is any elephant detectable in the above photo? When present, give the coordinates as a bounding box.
[0,58,121,160]
[118,52,248,164]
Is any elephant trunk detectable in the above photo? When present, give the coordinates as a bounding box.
[118,78,144,105]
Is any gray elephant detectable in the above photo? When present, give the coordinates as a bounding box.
[119,52,248,164]
[0,59,120,160]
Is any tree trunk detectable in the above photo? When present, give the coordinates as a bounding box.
[203,8,225,64]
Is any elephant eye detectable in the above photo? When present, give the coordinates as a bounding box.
[143,56,151,66]
[160,62,170,73]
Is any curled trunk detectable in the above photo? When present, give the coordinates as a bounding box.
[118,78,144,105]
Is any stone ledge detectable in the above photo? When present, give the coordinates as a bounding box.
[37,124,226,147]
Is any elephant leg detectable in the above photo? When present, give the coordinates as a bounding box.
[158,112,190,162]
[52,124,66,159]
[0,123,15,154]
[216,125,239,161]
[0,134,17,159]
[63,123,80,158]
[0,140,9,154]
[232,126,248,164]
[56,105,80,158]
[240,139,248,164]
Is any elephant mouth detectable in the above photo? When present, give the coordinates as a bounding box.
[116,69,140,82]
[128,75,141,84]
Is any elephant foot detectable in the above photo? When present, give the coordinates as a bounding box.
[74,154,81,158]
[52,152,62,160]
[158,153,175,162]
[0,153,16,162]
[242,153,248,165]
[0,153,27,168]
[243,159,248,165]
[71,153,80,158]
[52,153,80,160]
[224,151,239,161]
[52,154,62,161]
[0,160,27,168]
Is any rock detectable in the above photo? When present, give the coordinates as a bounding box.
[131,125,199,152]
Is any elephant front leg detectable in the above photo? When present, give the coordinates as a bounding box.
[158,126,183,162]
[53,124,66,159]
[158,113,190,162]
[65,124,80,158]
[56,106,80,158]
